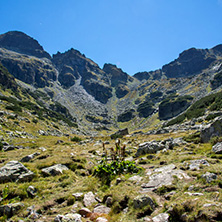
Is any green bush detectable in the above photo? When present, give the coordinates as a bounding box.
[94,159,142,185]
[71,136,82,142]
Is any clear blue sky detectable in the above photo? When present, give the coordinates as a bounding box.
[0,0,222,75]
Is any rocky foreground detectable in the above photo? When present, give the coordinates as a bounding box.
[0,121,222,221]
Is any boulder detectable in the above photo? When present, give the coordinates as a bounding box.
[135,141,165,157]
[200,117,222,142]
[141,164,190,191]
[93,205,111,214]
[41,164,69,176]
[152,213,169,222]
[202,172,217,183]
[78,208,92,217]
[0,202,24,217]
[96,217,108,222]
[27,186,37,197]
[0,161,34,183]
[188,159,210,171]
[83,192,97,207]
[110,128,129,139]
[212,142,222,154]
[54,213,82,222]
[20,152,40,162]
[133,195,156,210]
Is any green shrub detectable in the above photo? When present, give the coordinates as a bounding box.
[94,159,142,185]
[71,136,82,142]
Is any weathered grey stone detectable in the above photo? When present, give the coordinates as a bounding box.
[105,196,113,207]
[72,192,84,200]
[202,172,217,183]
[133,195,155,210]
[20,152,40,162]
[54,213,82,222]
[95,217,108,222]
[189,159,210,171]
[27,186,37,197]
[93,205,111,214]
[141,164,190,191]
[135,141,165,157]
[41,164,69,176]
[0,202,24,217]
[212,142,222,154]
[78,207,92,217]
[152,213,169,222]
[83,192,97,207]
[0,161,34,183]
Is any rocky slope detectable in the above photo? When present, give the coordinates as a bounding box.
[0,30,222,135]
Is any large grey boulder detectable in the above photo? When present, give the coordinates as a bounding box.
[110,128,129,139]
[93,205,111,214]
[212,142,222,154]
[200,117,222,142]
[135,141,165,157]
[41,164,69,176]
[133,195,156,210]
[202,172,217,183]
[0,161,34,183]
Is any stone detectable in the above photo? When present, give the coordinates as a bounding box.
[133,195,156,210]
[212,142,222,154]
[201,172,217,183]
[93,205,111,214]
[105,196,113,207]
[135,141,165,157]
[0,161,34,183]
[20,152,40,162]
[54,213,82,222]
[110,128,129,139]
[141,164,190,191]
[83,192,97,207]
[0,202,24,217]
[2,145,16,152]
[41,164,69,176]
[27,186,37,197]
[200,117,222,143]
[152,213,170,222]
[72,192,84,201]
[189,159,210,171]
[78,207,92,218]
[95,217,108,222]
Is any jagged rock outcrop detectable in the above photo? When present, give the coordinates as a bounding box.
[0,31,51,59]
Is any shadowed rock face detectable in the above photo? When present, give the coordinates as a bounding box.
[0,31,51,59]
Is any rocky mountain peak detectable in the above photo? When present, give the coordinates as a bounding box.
[103,63,129,87]
[0,31,50,59]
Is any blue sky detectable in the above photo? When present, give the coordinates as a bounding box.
[0,0,222,75]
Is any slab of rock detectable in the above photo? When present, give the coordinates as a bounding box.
[54,213,82,222]
[135,141,165,157]
[189,159,210,171]
[202,172,217,183]
[152,213,169,222]
[20,152,40,162]
[93,205,111,214]
[141,164,190,191]
[212,142,222,154]
[73,192,84,201]
[83,192,97,207]
[78,207,92,217]
[41,164,68,176]
[0,202,24,217]
[0,161,34,183]
[133,195,156,210]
